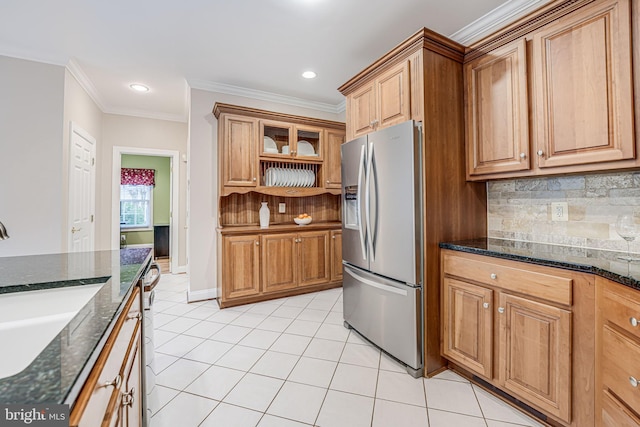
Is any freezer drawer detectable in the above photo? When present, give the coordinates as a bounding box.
[343,265,422,371]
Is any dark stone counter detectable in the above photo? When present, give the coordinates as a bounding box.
[0,248,152,405]
[440,238,640,291]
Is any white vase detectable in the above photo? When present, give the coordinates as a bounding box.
[259,202,270,228]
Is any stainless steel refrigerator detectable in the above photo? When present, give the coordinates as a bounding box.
[341,120,423,377]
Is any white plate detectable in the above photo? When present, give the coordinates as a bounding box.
[295,169,303,187]
[264,136,277,151]
[308,170,315,187]
[297,141,315,156]
[277,168,284,186]
[273,168,280,186]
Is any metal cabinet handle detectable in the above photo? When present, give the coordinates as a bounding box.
[630,377,638,388]
[255,241,260,246]
[332,235,336,239]
[252,177,257,182]
[498,307,505,314]
[121,387,135,407]
[127,313,142,321]
[71,227,82,234]
[483,302,490,309]
[104,374,121,388]
[520,153,526,159]
[490,273,497,280]
[326,180,330,184]
[537,150,544,156]
[631,317,638,327]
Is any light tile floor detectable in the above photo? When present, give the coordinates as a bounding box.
[149,274,545,427]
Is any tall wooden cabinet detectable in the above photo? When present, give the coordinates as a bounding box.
[339,28,488,375]
[215,104,345,308]
[441,250,595,426]
[464,0,638,180]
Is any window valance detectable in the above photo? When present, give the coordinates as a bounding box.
[121,168,155,186]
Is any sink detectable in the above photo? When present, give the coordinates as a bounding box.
[0,283,105,379]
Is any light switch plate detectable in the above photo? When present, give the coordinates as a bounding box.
[551,202,569,221]
[278,203,286,213]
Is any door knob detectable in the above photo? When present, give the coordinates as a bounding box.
[490,273,497,280]
[520,153,526,159]
[537,150,544,156]
[71,227,82,234]
[498,307,505,314]
[483,302,490,309]
[630,317,638,327]
[630,376,638,388]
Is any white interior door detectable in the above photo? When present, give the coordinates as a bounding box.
[69,123,96,252]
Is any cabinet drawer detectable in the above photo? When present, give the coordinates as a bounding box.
[600,283,640,341]
[601,390,640,427]
[602,325,640,414]
[72,287,141,427]
[443,252,572,305]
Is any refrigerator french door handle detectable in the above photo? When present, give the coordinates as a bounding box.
[365,142,375,261]
[357,144,367,261]
[344,267,408,296]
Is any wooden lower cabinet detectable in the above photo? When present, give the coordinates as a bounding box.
[70,287,142,427]
[498,293,571,422]
[262,233,298,293]
[222,234,261,299]
[441,249,594,426]
[596,277,640,426]
[442,277,493,379]
[219,226,342,307]
[330,230,342,282]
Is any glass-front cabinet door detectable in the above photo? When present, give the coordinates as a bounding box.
[295,125,323,160]
[260,120,292,158]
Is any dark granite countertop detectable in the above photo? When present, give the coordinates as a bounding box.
[440,238,640,291]
[0,248,152,405]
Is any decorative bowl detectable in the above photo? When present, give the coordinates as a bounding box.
[294,217,312,225]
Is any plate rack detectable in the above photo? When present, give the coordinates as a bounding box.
[260,161,320,188]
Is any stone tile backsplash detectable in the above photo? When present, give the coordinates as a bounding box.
[487,171,640,253]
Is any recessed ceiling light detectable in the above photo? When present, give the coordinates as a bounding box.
[302,71,317,79]
[129,83,149,92]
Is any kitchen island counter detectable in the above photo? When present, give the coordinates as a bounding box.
[0,248,152,405]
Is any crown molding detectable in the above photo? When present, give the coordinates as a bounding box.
[0,46,68,67]
[102,107,187,123]
[66,58,108,112]
[188,79,344,115]
[449,0,551,45]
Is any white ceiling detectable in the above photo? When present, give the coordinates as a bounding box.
[0,0,550,122]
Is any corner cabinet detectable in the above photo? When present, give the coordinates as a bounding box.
[218,224,341,308]
[441,250,596,426]
[464,0,638,180]
[214,103,345,197]
[69,287,142,427]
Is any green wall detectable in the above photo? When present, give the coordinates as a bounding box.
[120,154,170,246]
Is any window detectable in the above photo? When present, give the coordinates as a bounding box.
[120,185,153,229]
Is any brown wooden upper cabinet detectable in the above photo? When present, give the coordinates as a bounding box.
[324,130,345,189]
[465,0,636,180]
[465,39,529,176]
[220,114,258,187]
[214,103,345,196]
[260,120,324,161]
[347,60,411,140]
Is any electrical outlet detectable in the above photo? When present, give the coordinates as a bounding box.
[121,234,126,243]
[551,202,569,221]
[279,203,286,213]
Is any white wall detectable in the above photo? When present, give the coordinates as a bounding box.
[62,69,103,251]
[187,88,343,297]
[0,56,65,256]
[100,114,189,268]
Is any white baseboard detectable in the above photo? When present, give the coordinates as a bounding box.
[188,288,217,303]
